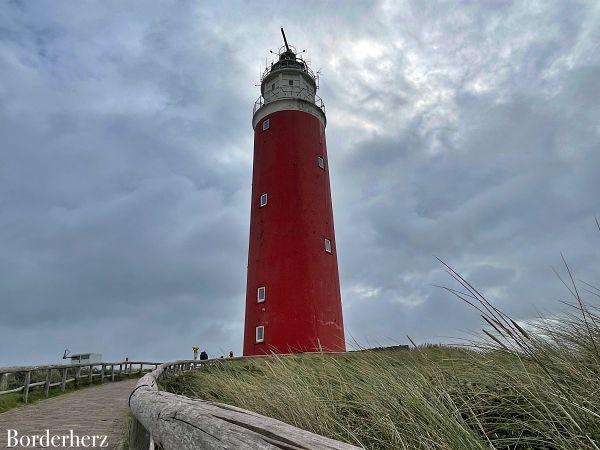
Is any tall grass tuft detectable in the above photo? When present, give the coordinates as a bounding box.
[163,258,600,449]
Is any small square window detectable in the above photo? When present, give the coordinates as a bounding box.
[317,156,325,169]
[289,80,293,86]
[271,83,275,91]
[262,119,270,130]
[325,238,332,253]
[260,193,268,207]
[257,286,266,303]
[256,326,265,343]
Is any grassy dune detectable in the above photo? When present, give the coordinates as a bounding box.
[163,264,600,449]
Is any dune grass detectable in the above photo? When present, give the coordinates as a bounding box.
[162,260,600,449]
[118,413,134,450]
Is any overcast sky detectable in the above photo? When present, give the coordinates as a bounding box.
[1,1,599,365]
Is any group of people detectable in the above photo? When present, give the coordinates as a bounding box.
[193,346,234,361]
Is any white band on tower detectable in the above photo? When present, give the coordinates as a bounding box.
[252,98,326,130]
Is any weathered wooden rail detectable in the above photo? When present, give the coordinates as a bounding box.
[0,360,161,404]
[129,359,361,449]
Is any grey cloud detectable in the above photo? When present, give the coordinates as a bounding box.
[1,0,599,365]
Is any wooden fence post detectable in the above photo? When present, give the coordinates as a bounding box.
[0,373,7,391]
[44,369,52,397]
[119,364,123,380]
[140,363,144,375]
[75,367,81,386]
[111,364,115,382]
[60,368,68,392]
[22,371,31,403]
[100,364,106,383]
[131,417,151,450]
[88,365,93,384]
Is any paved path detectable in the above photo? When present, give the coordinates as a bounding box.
[0,379,137,449]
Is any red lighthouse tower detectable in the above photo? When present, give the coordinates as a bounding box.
[243,30,346,356]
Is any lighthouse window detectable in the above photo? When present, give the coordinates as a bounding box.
[262,119,270,130]
[271,83,275,91]
[289,80,293,86]
[260,193,268,207]
[256,326,265,343]
[317,156,325,169]
[257,286,266,303]
[325,238,332,253]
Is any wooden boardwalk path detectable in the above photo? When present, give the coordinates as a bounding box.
[0,378,137,449]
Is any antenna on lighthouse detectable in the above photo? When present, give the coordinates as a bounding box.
[281,28,290,52]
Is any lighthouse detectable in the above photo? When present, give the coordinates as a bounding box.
[243,30,346,356]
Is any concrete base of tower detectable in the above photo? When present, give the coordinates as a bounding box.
[243,323,346,356]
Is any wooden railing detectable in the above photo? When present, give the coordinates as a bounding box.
[129,359,360,449]
[0,361,161,404]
